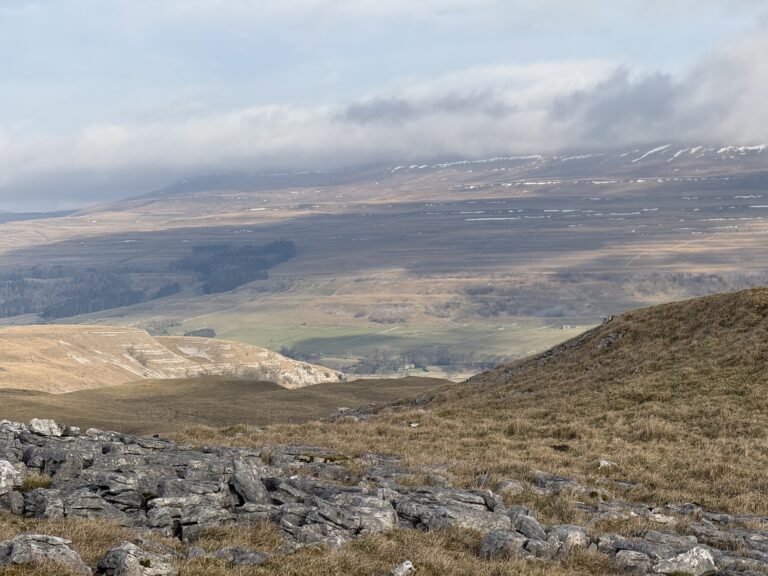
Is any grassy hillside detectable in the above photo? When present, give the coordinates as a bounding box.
[0,376,447,434]
[179,287,768,515]
[0,325,343,393]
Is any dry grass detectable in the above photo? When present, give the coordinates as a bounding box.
[194,522,286,554]
[0,376,447,434]
[17,473,53,494]
[179,528,617,576]
[0,511,179,567]
[175,288,768,515]
[0,513,618,576]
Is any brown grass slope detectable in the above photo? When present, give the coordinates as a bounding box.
[0,325,343,393]
[180,287,768,515]
[0,376,447,435]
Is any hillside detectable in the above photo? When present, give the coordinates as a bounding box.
[0,325,343,393]
[190,287,768,515]
[0,376,447,434]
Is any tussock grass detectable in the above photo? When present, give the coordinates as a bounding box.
[195,522,285,554]
[180,528,617,576]
[0,511,179,566]
[17,473,53,493]
[0,513,617,576]
[175,288,768,515]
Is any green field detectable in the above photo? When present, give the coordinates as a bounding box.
[71,290,595,377]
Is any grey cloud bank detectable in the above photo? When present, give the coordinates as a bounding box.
[0,1,766,210]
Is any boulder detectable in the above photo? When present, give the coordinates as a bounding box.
[513,514,547,542]
[28,419,63,437]
[616,550,653,574]
[97,541,177,575]
[653,546,717,576]
[63,426,82,437]
[24,488,65,519]
[0,490,24,515]
[236,503,280,525]
[480,530,528,559]
[495,478,526,497]
[395,487,510,533]
[548,525,590,552]
[391,560,416,576]
[524,535,561,559]
[0,460,22,495]
[0,533,90,575]
[230,467,270,504]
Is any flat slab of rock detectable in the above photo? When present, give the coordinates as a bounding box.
[0,533,91,575]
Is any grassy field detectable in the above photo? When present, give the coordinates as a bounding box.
[0,376,448,434]
[60,269,597,377]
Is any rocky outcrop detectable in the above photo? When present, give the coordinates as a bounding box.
[2,418,768,575]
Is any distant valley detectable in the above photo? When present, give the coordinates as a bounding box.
[0,144,767,379]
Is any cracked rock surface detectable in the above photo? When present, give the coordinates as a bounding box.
[2,418,768,575]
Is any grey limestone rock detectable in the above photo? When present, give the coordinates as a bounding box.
[2,417,768,575]
[616,549,653,574]
[480,530,528,559]
[395,487,510,533]
[390,560,416,576]
[0,533,91,575]
[653,546,717,575]
[524,534,562,559]
[547,524,590,552]
[25,488,65,519]
[0,460,22,495]
[97,541,177,576]
[0,490,25,515]
[28,419,63,437]
[230,465,270,504]
[513,513,547,542]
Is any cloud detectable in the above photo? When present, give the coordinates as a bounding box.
[157,0,764,25]
[551,68,684,145]
[1,20,768,210]
[551,24,768,147]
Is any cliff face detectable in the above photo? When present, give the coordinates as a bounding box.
[155,335,344,389]
[0,325,343,393]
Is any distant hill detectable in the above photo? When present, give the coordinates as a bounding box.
[0,325,344,393]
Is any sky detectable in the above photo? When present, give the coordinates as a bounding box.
[1,0,767,210]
